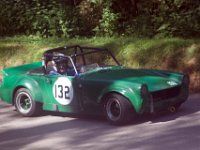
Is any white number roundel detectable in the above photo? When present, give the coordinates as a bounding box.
[53,77,74,105]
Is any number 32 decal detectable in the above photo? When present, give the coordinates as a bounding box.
[53,77,74,105]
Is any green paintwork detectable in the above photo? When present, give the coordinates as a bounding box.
[0,61,189,115]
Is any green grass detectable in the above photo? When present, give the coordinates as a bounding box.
[0,36,200,92]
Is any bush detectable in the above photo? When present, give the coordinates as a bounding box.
[0,0,81,37]
[0,0,200,38]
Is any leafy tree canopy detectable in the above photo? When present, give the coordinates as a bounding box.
[0,0,199,37]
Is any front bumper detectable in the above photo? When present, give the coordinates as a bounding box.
[140,84,189,113]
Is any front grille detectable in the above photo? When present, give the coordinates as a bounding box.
[151,86,181,102]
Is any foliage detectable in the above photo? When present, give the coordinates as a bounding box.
[0,0,200,37]
[95,4,119,36]
[0,0,81,37]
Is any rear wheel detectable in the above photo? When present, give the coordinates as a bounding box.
[14,88,41,117]
[104,93,136,125]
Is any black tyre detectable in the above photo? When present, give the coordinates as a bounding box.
[104,93,136,125]
[14,88,41,117]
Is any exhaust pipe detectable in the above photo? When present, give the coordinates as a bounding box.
[168,106,176,113]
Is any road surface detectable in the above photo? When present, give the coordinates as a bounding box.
[0,94,200,150]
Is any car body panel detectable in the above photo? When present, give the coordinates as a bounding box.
[0,62,43,103]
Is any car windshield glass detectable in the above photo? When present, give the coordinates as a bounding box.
[74,50,119,73]
[74,50,118,67]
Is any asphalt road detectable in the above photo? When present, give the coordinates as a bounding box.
[0,94,200,150]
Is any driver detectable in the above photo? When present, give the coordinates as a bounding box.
[49,55,68,75]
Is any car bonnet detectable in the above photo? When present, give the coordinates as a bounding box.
[81,66,182,92]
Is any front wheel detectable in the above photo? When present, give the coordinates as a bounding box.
[14,88,42,117]
[104,93,136,125]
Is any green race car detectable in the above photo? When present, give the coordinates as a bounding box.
[0,45,189,125]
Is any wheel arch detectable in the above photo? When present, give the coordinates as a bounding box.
[12,78,44,105]
[98,87,143,113]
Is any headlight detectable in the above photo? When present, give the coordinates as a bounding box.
[141,84,149,97]
[182,75,190,85]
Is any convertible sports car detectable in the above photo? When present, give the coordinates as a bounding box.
[0,45,189,125]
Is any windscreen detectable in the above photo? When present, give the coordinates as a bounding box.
[73,50,119,67]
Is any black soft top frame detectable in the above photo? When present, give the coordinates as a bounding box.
[43,45,120,66]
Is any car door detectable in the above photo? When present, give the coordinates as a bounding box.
[42,75,81,113]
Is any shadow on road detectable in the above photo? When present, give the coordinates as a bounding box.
[0,94,199,150]
[43,93,200,125]
[0,94,200,125]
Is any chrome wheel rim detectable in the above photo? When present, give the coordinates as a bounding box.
[106,98,121,121]
[16,92,32,114]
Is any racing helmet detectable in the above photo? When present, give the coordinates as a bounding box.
[53,54,68,75]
